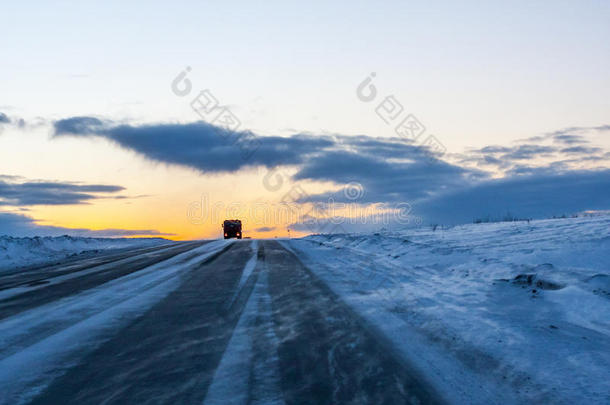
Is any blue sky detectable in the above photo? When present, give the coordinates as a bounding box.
[1,1,609,238]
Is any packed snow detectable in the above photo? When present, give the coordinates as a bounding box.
[204,242,285,405]
[0,235,171,273]
[0,240,231,405]
[285,215,610,404]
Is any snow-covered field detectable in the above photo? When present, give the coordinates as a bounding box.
[285,215,610,404]
[0,235,170,273]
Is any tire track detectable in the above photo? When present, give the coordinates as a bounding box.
[0,241,206,320]
[204,244,286,405]
[264,240,443,405]
[0,242,179,290]
[0,241,232,405]
[28,241,259,405]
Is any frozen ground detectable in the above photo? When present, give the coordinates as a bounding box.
[285,215,610,403]
[0,235,170,273]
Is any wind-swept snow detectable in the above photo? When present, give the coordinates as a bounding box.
[0,240,230,405]
[0,235,170,273]
[285,215,610,404]
[227,240,258,308]
[204,243,284,405]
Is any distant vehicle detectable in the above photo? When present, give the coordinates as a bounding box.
[222,219,242,239]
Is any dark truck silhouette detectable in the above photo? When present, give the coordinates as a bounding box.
[222,219,242,239]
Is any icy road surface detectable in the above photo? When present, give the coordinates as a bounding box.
[1,216,608,404]
[0,239,439,405]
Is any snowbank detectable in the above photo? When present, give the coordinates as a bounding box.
[287,215,610,404]
[0,235,170,272]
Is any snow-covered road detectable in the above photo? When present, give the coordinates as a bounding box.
[0,239,441,404]
[0,240,229,404]
[286,215,610,404]
[1,216,608,404]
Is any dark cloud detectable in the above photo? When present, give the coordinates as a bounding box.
[294,150,480,203]
[512,125,610,145]
[0,212,173,237]
[458,144,559,170]
[552,134,588,145]
[333,135,425,160]
[559,146,603,155]
[460,125,610,173]
[54,116,107,135]
[526,125,610,145]
[478,145,512,154]
[0,113,28,130]
[54,117,334,173]
[51,116,610,226]
[503,162,571,177]
[417,169,610,224]
[499,144,557,161]
[53,117,474,203]
[455,153,511,169]
[549,125,610,136]
[0,176,125,206]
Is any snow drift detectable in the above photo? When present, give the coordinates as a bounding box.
[286,215,610,404]
[0,235,170,273]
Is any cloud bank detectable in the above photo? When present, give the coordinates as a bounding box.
[0,175,125,206]
[418,169,610,224]
[54,117,334,173]
[53,117,470,203]
[52,117,610,226]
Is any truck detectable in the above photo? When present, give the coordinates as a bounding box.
[222,219,242,239]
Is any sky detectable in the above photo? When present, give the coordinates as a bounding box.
[1,0,609,239]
